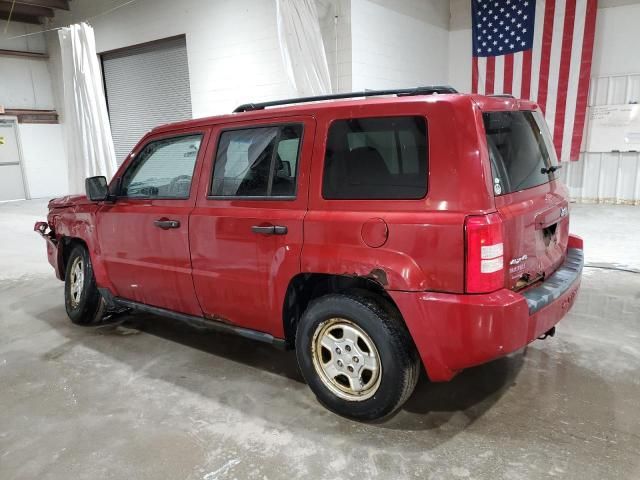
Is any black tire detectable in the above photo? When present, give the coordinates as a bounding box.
[64,244,105,325]
[295,293,420,421]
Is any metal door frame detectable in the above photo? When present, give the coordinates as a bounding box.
[0,116,30,200]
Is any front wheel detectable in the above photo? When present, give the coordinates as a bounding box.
[64,244,105,325]
[295,294,420,421]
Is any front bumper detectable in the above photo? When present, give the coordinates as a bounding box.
[391,238,584,382]
[35,221,63,280]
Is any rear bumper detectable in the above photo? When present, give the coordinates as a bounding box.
[391,238,584,382]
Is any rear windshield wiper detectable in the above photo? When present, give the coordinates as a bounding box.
[541,165,563,174]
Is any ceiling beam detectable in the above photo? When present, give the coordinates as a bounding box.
[4,109,59,124]
[12,0,69,10]
[0,48,49,59]
[0,2,55,17]
[0,11,42,24]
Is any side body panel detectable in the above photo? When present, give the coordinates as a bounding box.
[93,127,211,315]
[303,98,494,294]
[96,199,201,314]
[189,116,315,337]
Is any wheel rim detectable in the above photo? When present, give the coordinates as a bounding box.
[311,318,382,401]
[69,256,84,308]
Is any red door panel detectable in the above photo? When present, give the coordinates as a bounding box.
[98,199,201,315]
[190,116,314,337]
[96,128,211,316]
[189,204,305,334]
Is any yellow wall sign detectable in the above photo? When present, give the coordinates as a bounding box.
[0,137,5,145]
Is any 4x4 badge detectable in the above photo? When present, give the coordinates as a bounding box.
[510,254,528,266]
[560,206,568,217]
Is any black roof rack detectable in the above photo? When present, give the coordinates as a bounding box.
[233,85,458,113]
[490,94,515,98]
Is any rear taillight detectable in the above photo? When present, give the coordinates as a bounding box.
[465,213,504,293]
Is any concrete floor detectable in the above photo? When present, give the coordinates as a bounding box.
[1,200,639,480]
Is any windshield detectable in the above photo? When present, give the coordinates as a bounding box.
[483,110,559,195]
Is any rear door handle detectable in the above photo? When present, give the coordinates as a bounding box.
[251,225,288,235]
[154,219,180,230]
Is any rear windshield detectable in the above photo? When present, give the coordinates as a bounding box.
[483,111,559,195]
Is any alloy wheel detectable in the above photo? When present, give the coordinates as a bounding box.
[311,317,382,401]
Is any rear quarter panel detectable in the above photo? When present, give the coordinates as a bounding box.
[304,97,495,293]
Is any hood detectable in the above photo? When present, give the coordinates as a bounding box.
[48,194,89,209]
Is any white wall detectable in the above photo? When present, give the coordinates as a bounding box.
[591,3,640,77]
[0,20,68,199]
[48,0,451,108]
[0,21,55,110]
[19,124,69,198]
[0,57,55,110]
[350,0,450,90]
[448,0,471,93]
[318,0,352,93]
[50,0,297,118]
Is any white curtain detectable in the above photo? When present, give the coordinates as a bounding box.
[58,23,117,194]
[276,0,332,96]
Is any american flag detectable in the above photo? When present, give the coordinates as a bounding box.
[472,0,597,161]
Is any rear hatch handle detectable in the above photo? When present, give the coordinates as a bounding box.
[535,205,569,230]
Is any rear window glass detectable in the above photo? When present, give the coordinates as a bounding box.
[483,111,559,195]
[322,116,428,200]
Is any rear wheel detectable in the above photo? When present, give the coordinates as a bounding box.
[64,244,105,325]
[296,293,420,420]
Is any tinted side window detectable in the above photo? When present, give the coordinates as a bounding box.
[211,124,302,198]
[323,116,428,200]
[121,134,202,199]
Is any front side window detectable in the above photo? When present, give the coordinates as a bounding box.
[211,124,302,198]
[323,116,428,200]
[484,110,559,195]
[121,134,202,198]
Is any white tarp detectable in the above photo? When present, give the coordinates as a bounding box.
[276,0,332,96]
[58,23,117,194]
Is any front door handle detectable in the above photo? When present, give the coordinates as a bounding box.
[251,225,288,235]
[154,219,180,230]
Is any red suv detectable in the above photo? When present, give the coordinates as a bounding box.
[36,87,583,420]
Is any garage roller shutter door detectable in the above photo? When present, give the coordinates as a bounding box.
[102,36,193,164]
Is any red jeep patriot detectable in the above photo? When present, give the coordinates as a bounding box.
[36,87,583,420]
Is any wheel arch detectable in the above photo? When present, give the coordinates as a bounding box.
[58,237,90,280]
[282,273,408,349]
[57,236,113,293]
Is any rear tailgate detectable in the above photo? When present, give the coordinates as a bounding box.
[483,110,569,291]
[497,184,569,290]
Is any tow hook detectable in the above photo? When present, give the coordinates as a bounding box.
[538,326,556,340]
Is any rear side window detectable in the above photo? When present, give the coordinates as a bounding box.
[211,124,302,198]
[483,111,559,195]
[323,116,428,200]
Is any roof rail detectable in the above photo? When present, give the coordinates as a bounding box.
[490,94,515,98]
[233,85,458,113]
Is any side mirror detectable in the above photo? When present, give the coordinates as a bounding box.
[85,176,109,201]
